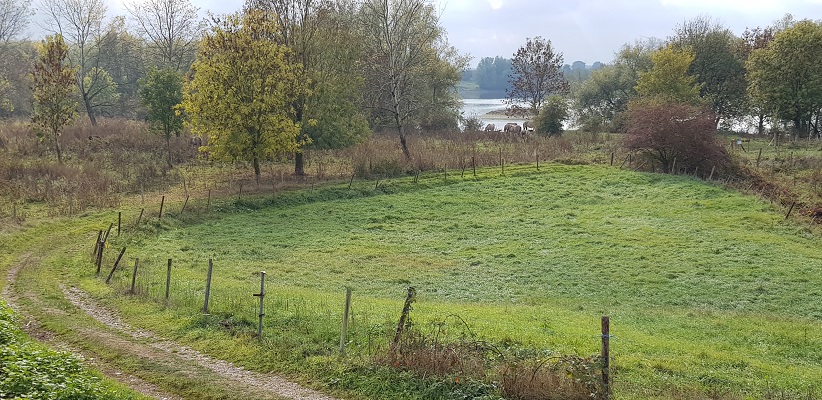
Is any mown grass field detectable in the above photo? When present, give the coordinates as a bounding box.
[39,163,817,399]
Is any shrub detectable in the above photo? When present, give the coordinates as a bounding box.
[461,112,485,132]
[624,99,730,175]
[534,95,569,136]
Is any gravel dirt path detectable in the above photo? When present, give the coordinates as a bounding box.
[5,252,340,400]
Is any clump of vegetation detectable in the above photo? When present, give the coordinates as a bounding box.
[624,100,730,174]
[0,301,124,399]
[534,95,569,136]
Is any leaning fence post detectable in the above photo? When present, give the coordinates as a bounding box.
[103,223,113,244]
[203,259,213,314]
[159,195,165,220]
[95,238,105,276]
[164,258,172,304]
[253,271,266,338]
[340,287,352,356]
[391,287,417,353]
[601,316,611,399]
[117,212,121,236]
[180,195,190,215]
[105,247,127,284]
[130,258,139,294]
[135,208,144,227]
[92,230,102,256]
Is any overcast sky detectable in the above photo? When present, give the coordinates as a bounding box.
[35,0,822,67]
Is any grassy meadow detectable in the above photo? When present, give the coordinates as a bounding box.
[52,163,821,399]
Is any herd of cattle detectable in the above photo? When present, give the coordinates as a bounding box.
[483,121,533,137]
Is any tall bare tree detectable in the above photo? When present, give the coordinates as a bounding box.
[359,0,463,160]
[127,0,201,71]
[40,0,110,125]
[0,0,33,44]
[0,0,34,112]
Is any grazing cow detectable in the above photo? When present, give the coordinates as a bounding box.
[484,123,496,132]
[189,136,203,147]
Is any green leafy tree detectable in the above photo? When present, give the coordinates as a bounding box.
[573,39,658,132]
[534,94,568,136]
[747,19,822,135]
[82,67,120,117]
[181,10,308,183]
[636,46,702,105]
[244,0,371,175]
[475,56,512,92]
[670,16,747,125]
[507,36,569,115]
[30,34,77,164]
[139,68,183,167]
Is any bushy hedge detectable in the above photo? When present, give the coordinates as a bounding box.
[0,301,121,400]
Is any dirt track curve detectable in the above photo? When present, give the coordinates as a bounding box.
[4,253,340,400]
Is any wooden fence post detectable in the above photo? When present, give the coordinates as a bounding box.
[203,259,213,314]
[135,208,144,227]
[95,238,105,276]
[164,259,172,304]
[756,148,763,168]
[103,223,113,244]
[472,156,476,177]
[610,152,614,166]
[130,258,139,294]
[105,247,127,284]
[785,201,796,220]
[117,212,121,236]
[340,287,352,356]
[93,230,102,256]
[601,316,611,399]
[207,189,212,211]
[253,271,266,338]
[159,195,165,220]
[181,195,190,215]
[391,287,417,352]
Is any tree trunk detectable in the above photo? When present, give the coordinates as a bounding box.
[82,91,97,126]
[294,151,305,176]
[166,135,173,168]
[253,157,261,185]
[54,130,63,164]
[399,133,411,160]
[757,114,765,135]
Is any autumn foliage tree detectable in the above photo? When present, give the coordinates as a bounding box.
[30,34,77,164]
[182,10,308,183]
[624,100,729,174]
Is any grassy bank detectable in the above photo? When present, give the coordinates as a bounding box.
[24,163,819,399]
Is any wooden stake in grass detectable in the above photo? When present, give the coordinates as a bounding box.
[93,230,102,256]
[340,287,352,356]
[207,189,212,211]
[181,195,190,215]
[103,223,113,244]
[348,173,355,189]
[391,286,417,352]
[785,201,796,220]
[130,258,139,294]
[159,195,165,220]
[472,156,476,177]
[165,259,172,304]
[610,152,614,166]
[253,271,266,338]
[756,148,763,168]
[95,240,104,276]
[117,212,121,236]
[601,315,611,399]
[105,247,127,284]
[203,259,213,314]
[135,208,144,227]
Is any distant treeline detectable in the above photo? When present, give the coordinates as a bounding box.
[461,56,605,94]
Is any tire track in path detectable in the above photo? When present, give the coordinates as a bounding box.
[61,285,339,400]
[3,254,179,400]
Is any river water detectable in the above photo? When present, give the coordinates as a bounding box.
[460,98,530,130]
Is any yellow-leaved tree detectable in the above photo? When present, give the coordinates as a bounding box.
[182,9,309,183]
